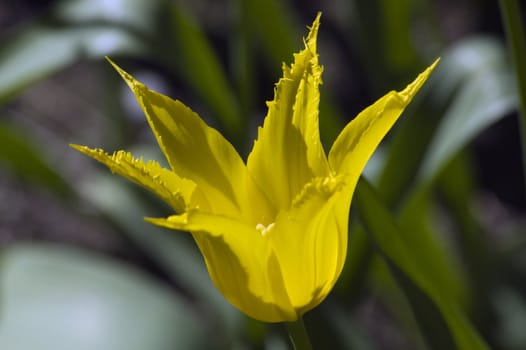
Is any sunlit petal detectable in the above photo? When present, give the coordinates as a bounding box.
[72,14,436,323]
[147,212,296,322]
[328,60,439,179]
[267,175,346,313]
[70,145,196,212]
[247,13,329,214]
[108,59,249,218]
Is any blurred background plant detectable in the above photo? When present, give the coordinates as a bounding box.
[0,0,524,349]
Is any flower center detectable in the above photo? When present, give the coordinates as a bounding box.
[256,222,275,236]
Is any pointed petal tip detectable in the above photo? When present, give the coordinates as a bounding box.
[69,144,112,159]
[399,57,441,102]
[104,56,114,65]
[145,216,188,233]
[105,56,124,76]
[309,12,322,31]
[69,143,94,155]
[305,12,322,49]
[69,143,82,151]
[420,57,441,80]
[105,57,141,92]
[144,216,164,225]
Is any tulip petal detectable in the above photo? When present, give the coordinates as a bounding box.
[146,212,296,322]
[268,175,347,314]
[328,60,439,180]
[70,15,438,325]
[108,59,248,218]
[247,13,329,214]
[70,145,195,212]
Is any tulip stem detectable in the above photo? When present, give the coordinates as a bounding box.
[499,0,526,188]
[285,317,313,350]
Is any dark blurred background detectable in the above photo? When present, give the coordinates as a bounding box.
[0,0,525,349]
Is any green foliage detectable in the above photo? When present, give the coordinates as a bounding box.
[0,243,215,349]
[0,0,524,348]
[162,4,243,142]
[355,178,488,350]
[0,123,72,197]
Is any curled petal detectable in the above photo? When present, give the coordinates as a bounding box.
[146,212,297,322]
[70,145,195,212]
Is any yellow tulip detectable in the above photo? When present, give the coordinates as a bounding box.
[71,13,437,323]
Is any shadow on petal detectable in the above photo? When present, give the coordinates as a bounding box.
[192,232,298,323]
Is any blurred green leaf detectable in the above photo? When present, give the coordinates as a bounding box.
[418,60,517,185]
[54,0,160,36]
[0,0,163,105]
[351,0,422,90]
[335,221,372,300]
[377,37,516,206]
[229,3,254,126]
[240,0,299,68]
[0,243,214,350]
[0,123,72,197]
[375,101,440,207]
[494,288,526,350]
[398,191,468,305]
[437,152,490,302]
[378,0,418,72]
[388,261,457,350]
[355,178,489,350]
[430,37,511,104]
[0,25,146,105]
[368,256,430,349]
[163,4,243,141]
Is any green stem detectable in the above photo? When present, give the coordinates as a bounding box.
[499,0,526,188]
[285,317,313,350]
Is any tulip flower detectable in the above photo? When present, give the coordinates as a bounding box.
[72,13,436,324]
